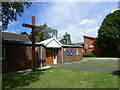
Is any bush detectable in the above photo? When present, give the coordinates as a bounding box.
[83,53,95,57]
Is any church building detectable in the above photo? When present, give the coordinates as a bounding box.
[2,32,83,72]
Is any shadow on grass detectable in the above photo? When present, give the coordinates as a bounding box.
[2,68,51,89]
[112,70,120,76]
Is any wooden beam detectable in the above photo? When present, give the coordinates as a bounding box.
[31,16,36,72]
[22,23,44,30]
[22,16,44,73]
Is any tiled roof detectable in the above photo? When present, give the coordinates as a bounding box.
[37,37,62,48]
[38,37,62,46]
[2,32,31,42]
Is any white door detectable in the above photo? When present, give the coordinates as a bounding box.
[54,49,57,64]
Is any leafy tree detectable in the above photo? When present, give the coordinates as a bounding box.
[95,10,120,57]
[2,2,32,30]
[60,32,72,45]
[20,31,28,36]
[29,23,58,42]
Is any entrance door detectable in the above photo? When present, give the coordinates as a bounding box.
[54,49,57,64]
[46,49,54,65]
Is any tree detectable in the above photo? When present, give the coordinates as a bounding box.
[29,23,58,42]
[2,2,32,30]
[60,32,72,45]
[95,10,120,57]
[20,31,28,36]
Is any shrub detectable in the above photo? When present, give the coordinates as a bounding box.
[83,53,95,57]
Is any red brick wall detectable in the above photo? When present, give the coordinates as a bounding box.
[42,48,61,65]
[42,47,82,65]
[83,36,101,54]
[2,44,40,72]
[84,36,95,53]
[63,48,82,63]
[2,44,83,72]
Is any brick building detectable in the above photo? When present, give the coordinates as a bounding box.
[2,32,83,72]
[74,35,100,54]
[37,38,83,66]
[83,35,100,54]
[2,32,40,72]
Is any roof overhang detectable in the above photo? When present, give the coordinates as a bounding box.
[62,45,83,48]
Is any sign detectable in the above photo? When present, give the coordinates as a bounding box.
[66,50,72,56]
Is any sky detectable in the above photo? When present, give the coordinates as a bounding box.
[5,1,119,43]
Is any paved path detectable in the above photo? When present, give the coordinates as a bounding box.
[50,64,119,72]
[85,59,119,64]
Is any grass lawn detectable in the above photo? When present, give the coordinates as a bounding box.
[2,67,119,89]
[70,61,119,67]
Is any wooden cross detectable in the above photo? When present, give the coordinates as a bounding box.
[22,16,44,72]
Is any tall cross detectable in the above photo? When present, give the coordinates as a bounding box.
[22,16,44,72]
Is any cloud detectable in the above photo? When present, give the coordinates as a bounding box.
[11,30,17,33]
[7,2,117,43]
[57,18,100,42]
[32,0,119,2]
[5,29,22,34]
[36,2,116,42]
[8,21,18,28]
[36,2,102,42]
[0,22,2,26]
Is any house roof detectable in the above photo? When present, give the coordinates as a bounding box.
[2,32,31,42]
[83,35,96,39]
[37,38,62,48]
[37,38,82,48]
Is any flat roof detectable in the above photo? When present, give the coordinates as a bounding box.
[2,40,43,46]
[62,45,83,48]
[83,35,96,39]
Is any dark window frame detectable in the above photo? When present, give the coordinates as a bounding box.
[1,45,5,59]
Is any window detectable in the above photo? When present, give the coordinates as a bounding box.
[86,45,89,49]
[89,45,93,49]
[0,45,5,59]
[76,48,79,55]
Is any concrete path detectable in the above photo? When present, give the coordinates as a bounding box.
[84,59,119,64]
[50,64,119,72]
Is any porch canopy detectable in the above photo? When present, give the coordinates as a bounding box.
[37,38,62,48]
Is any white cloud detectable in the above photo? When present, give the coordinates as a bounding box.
[85,27,99,36]
[37,2,102,42]
[0,22,2,26]
[8,21,18,28]
[32,0,119,2]
[57,18,100,42]
[11,30,17,33]
[34,2,118,43]
[6,1,117,43]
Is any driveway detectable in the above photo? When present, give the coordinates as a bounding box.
[49,59,119,72]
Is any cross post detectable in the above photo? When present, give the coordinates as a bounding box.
[22,16,44,72]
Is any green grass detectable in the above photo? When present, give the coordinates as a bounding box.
[70,62,119,67]
[3,67,119,89]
